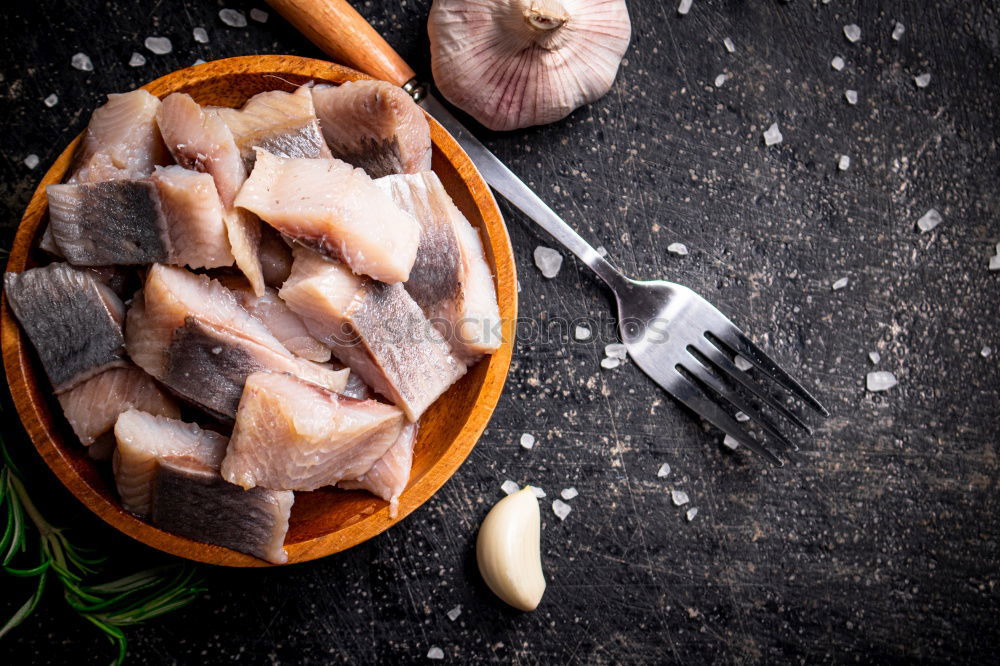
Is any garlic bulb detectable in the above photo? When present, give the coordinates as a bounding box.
[428,0,632,131]
[476,486,546,611]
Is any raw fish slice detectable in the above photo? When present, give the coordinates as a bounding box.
[68,89,169,184]
[57,365,180,446]
[312,81,432,177]
[113,409,227,516]
[39,226,62,257]
[47,180,170,266]
[228,283,330,363]
[339,422,417,518]
[216,85,333,170]
[152,454,294,564]
[4,263,127,392]
[222,372,404,491]
[156,93,264,293]
[375,171,502,360]
[150,166,235,269]
[340,372,373,400]
[258,225,292,287]
[235,150,420,283]
[279,247,467,421]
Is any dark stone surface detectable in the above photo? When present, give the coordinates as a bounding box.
[1,1,998,663]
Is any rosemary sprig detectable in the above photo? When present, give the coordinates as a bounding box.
[1,434,205,664]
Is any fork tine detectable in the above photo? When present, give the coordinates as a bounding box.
[681,354,798,452]
[668,368,784,466]
[710,327,830,416]
[690,340,812,433]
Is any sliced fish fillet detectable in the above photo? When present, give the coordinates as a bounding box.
[226,281,331,362]
[235,150,420,283]
[151,166,235,268]
[222,372,404,491]
[340,422,417,518]
[311,81,432,178]
[375,171,501,360]
[216,84,333,170]
[4,263,127,393]
[57,365,180,446]
[279,247,467,421]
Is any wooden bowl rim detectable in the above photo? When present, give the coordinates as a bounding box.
[0,55,517,567]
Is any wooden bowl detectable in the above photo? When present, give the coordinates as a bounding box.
[1,55,516,567]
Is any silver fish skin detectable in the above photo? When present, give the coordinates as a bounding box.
[221,372,404,492]
[279,247,467,421]
[311,80,431,178]
[339,422,417,518]
[4,263,127,393]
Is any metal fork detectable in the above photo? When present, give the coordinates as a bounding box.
[424,97,830,464]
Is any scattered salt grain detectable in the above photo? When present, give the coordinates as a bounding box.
[671,490,690,506]
[561,487,579,500]
[866,370,898,392]
[763,122,783,146]
[868,351,881,364]
[990,255,1000,271]
[843,24,861,43]
[71,52,93,72]
[530,486,546,499]
[193,59,206,66]
[446,605,462,621]
[667,242,689,256]
[129,52,146,67]
[519,433,536,450]
[533,246,563,278]
[914,72,931,88]
[596,246,608,257]
[24,154,39,169]
[219,8,248,27]
[722,435,740,450]
[211,346,223,355]
[144,36,172,55]
[427,647,444,660]
[686,507,699,522]
[723,37,735,53]
[917,208,942,232]
[43,94,58,108]
[845,89,858,105]
[657,463,671,478]
[980,346,992,358]
[193,27,209,43]
[677,0,693,16]
[713,74,728,88]
[600,357,621,370]
[500,480,520,495]
[552,499,572,520]
[838,155,851,171]
[574,325,591,341]
[832,277,849,291]
[734,356,752,371]
[735,411,750,423]
[892,21,905,41]
[604,343,627,360]
[250,8,269,23]
[831,56,845,71]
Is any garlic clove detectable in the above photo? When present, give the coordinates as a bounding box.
[476,486,546,611]
[428,0,632,131]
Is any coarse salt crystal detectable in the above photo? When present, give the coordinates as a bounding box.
[722,435,740,450]
[446,605,462,621]
[844,24,861,43]
[600,357,621,370]
[519,433,536,450]
[990,255,1000,271]
[43,94,58,108]
[533,246,563,278]
[193,59,206,66]
[914,73,931,88]
[211,346,223,355]
[892,21,905,41]
[219,8,248,27]
[735,411,750,423]
[723,37,735,53]
[561,487,579,500]
[831,56,845,71]
[552,499,572,520]
[845,89,858,105]
[866,370,898,392]
[713,74,728,88]
[193,27,209,43]
[734,355,752,371]
[917,208,942,232]
[250,8,269,22]
[869,351,881,364]
[427,647,444,660]
[832,277,849,290]
[686,507,699,522]
[574,325,591,341]
[129,52,146,67]
[24,154,39,169]
[71,52,93,72]
[981,346,992,358]
[763,122,783,146]
[500,480,520,495]
[678,0,693,16]
[144,36,172,55]
[671,490,690,506]
[668,242,689,255]
[838,155,851,171]
[657,463,671,478]
[530,486,546,499]
[604,343,627,360]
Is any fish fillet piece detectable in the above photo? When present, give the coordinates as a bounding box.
[375,171,501,360]
[216,85,333,170]
[68,89,168,184]
[150,166,235,268]
[339,422,417,518]
[279,247,467,421]
[113,409,227,516]
[312,81,432,178]
[4,263,127,392]
[258,225,292,287]
[235,150,420,283]
[156,92,264,293]
[57,365,180,446]
[340,372,373,400]
[228,283,331,363]
[222,372,404,491]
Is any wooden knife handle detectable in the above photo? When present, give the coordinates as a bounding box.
[266,0,416,86]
